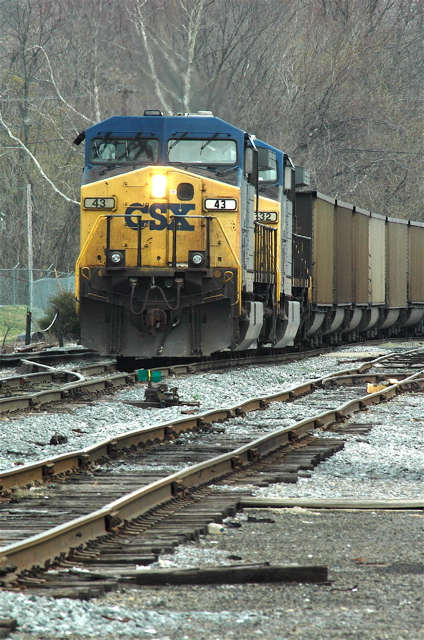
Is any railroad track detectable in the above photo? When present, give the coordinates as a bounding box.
[0,347,97,369]
[0,343,421,417]
[0,348,422,597]
[0,347,329,416]
[0,359,128,415]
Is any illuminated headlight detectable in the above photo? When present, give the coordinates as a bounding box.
[192,254,203,265]
[151,174,167,199]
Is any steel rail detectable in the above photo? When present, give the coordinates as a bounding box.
[0,348,421,493]
[0,371,136,415]
[0,346,420,414]
[0,348,329,414]
[0,362,422,582]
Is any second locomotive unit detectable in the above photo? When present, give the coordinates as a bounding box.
[75,110,423,357]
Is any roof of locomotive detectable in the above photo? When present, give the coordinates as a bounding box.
[82,113,248,172]
[84,113,246,144]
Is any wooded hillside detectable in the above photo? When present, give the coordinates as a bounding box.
[0,0,422,271]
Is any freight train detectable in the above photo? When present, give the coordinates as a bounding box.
[74,110,424,358]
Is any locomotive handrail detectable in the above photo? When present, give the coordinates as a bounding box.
[254,221,277,284]
[75,213,243,314]
[292,232,312,286]
[293,232,312,240]
[170,214,242,313]
[209,216,242,311]
[76,215,108,271]
[254,222,280,309]
[75,215,108,308]
[169,214,212,269]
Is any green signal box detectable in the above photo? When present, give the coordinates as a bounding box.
[137,369,162,382]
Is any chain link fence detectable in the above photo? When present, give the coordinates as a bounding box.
[0,266,74,312]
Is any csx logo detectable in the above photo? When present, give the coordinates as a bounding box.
[125,203,195,231]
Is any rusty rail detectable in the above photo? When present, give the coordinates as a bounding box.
[0,353,422,582]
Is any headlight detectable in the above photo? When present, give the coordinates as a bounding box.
[107,250,125,267]
[189,251,206,267]
[192,253,203,265]
[151,174,167,199]
[111,252,122,264]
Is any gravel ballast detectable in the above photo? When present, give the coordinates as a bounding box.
[0,342,422,639]
[1,508,423,640]
[0,344,407,472]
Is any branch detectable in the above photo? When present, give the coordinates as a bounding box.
[130,0,174,114]
[28,45,95,125]
[0,111,80,206]
[181,0,206,110]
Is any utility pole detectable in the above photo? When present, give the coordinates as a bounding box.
[26,183,34,312]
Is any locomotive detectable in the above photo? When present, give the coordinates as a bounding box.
[74,110,423,358]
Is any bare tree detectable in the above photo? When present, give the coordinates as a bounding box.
[0,0,421,278]
[0,0,82,269]
[249,0,423,220]
[124,0,289,117]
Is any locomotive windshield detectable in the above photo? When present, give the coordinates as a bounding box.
[89,137,159,164]
[167,138,237,165]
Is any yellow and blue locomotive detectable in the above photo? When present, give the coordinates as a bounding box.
[75,110,423,358]
[75,110,300,358]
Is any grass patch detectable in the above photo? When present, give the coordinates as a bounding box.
[0,305,29,348]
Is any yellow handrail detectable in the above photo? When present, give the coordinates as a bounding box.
[208,216,242,313]
[75,214,243,315]
[75,215,107,309]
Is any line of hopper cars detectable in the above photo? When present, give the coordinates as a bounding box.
[74,110,423,359]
